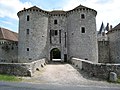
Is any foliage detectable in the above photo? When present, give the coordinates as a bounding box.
[117,78,120,83]
[0,74,22,82]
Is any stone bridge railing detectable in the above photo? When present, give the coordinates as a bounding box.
[0,58,46,76]
[71,58,120,80]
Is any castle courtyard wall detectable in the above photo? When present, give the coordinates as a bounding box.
[0,41,18,63]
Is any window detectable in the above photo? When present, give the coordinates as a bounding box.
[59,30,61,43]
[81,27,85,33]
[27,48,29,51]
[50,30,58,36]
[54,20,57,24]
[11,47,14,50]
[81,14,85,19]
[65,32,66,47]
[55,30,58,35]
[50,30,52,43]
[26,29,29,34]
[27,15,29,21]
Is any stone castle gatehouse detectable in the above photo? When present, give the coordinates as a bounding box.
[17,5,98,63]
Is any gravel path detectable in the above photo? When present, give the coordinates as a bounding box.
[23,63,120,87]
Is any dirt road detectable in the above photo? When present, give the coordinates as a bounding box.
[23,63,120,87]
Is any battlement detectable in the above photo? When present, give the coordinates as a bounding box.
[17,6,49,17]
[0,41,18,45]
[17,4,97,17]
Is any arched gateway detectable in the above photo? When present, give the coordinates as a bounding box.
[50,48,61,61]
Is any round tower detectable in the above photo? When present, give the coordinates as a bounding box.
[67,5,98,62]
[17,6,48,62]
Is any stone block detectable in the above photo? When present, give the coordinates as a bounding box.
[109,72,117,82]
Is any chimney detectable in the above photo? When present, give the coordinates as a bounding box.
[110,25,112,30]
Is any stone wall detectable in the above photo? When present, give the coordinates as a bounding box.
[71,58,120,80]
[48,15,67,62]
[98,41,110,63]
[0,41,18,63]
[0,58,46,76]
[107,30,120,63]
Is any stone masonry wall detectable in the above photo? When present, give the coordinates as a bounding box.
[0,58,46,76]
[71,58,120,80]
[107,30,120,63]
[48,15,67,61]
[67,10,98,62]
[98,41,110,63]
[18,10,48,63]
[0,41,18,63]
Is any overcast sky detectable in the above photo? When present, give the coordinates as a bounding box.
[0,0,120,32]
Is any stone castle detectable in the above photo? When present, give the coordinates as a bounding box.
[0,4,120,64]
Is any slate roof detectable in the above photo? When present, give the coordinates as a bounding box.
[112,23,120,30]
[107,23,120,34]
[50,10,66,14]
[73,5,97,11]
[0,27,18,41]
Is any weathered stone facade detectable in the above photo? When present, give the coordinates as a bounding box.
[0,40,18,63]
[71,58,120,80]
[107,26,120,63]
[17,5,98,63]
[0,58,46,76]
[98,41,110,63]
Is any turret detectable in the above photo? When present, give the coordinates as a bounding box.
[18,6,49,62]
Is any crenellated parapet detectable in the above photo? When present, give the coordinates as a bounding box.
[17,5,97,17]
[0,41,18,51]
[66,5,97,16]
[17,6,49,17]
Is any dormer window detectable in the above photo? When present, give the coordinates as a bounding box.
[54,20,57,24]
[81,14,85,19]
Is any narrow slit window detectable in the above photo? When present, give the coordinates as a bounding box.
[27,15,29,21]
[50,30,52,43]
[55,30,58,35]
[59,30,61,43]
[65,32,66,47]
[81,27,85,33]
[26,29,29,34]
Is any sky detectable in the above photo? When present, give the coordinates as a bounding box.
[0,0,120,32]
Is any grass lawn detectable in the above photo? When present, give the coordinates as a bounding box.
[0,74,22,82]
[117,78,120,83]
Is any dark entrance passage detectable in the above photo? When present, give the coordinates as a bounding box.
[50,48,61,61]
